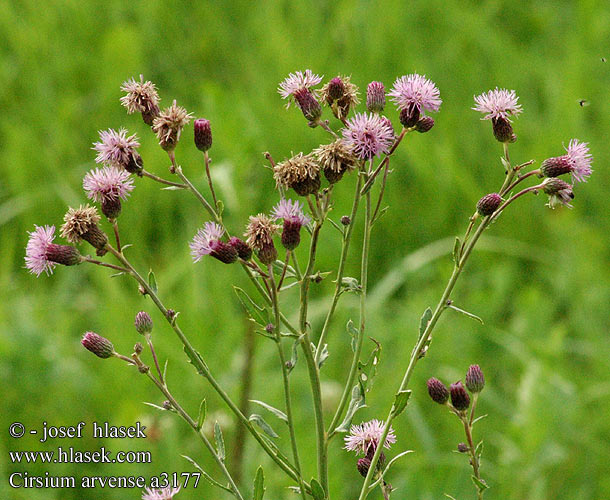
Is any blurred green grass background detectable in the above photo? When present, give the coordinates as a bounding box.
[1,0,609,499]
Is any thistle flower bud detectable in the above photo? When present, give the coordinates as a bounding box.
[81,332,114,359]
[399,104,420,129]
[476,193,502,216]
[366,81,385,113]
[134,342,144,355]
[542,177,574,209]
[427,377,450,404]
[540,156,572,178]
[357,457,371,477]
[194,119,213,152]
[163,400,173,410]
[293,88,322,123]
[135,311,153,335]
[465,364,485,393]
[341,216,351,226]
[457,443,469,453]
[415,116,435,133]
[229,237,252,260]
[492,117,516,143]
[450,381,470,411]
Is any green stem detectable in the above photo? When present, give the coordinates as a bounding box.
[315,171,363,362]
[203,151,219,209]
[298,221,328,494]
[104,244,309,491]
[174,165,220,224]
[141,169,188,188]
[269,265,308,500]
[144,370,244,500]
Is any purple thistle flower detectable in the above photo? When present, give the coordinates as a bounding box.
[93,128,140,169]
[190,222,231,262]
[278,69,323,104]
[342,112,394,160]
[83,166,135,203]
[566,139,593,183]
[542,178,574,209]
[472,88,522,121]
[344,419,396,455]
[142,485,181,500]
[271,199,311,227]
[25,225,82,276]
[388,74,442,114]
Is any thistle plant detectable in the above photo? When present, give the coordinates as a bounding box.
[25,70,593,500]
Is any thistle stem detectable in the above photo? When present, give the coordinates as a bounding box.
[141,169,188,188]
[146,334,164,384]
[82,257,130,273]
[203,151,219,209]
[111,219,122,253]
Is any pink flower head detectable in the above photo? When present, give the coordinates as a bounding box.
[278,70,323,103]
[271,199,310,227]
[93,128,140,169]
[142,485,181,500]
[342,112,394,160]
[190,222,226,262]
[25,225,58,276]
[388,74,442,114]
[344,419,396,455]
[473,88,522,121]
[83,166,135,204]
[565,139,593,183]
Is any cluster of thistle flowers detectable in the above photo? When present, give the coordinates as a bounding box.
[471,88,592,212]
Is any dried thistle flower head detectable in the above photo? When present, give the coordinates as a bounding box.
[245,214,280,265]
[313,139,358,184]
[541,139,593,184]
[342,112,394,160]
[93,128,141,170]
[25,225,82,276]
[60,204,108,255]
[81,331,115,359]
[273,153,321,196]
[321,75,360,120]
[120,75,161,125]
[152,100,193,152]
[272,199,310,250]
[141,485,181,500]
[344,419,396,455]
[190,222,238,264]
[473,88,522,143]
[83,166,135,219]
[388,74,442,127]
[542,177,574,209]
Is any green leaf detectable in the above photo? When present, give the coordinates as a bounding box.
[182,455,233,494]
[234,287,268,326]
[214,422,225,461]
[143,402,170,412]
[272,260,296,279]
[391,390,412,417]
[475,440,484,460]
[472,414,488,425]
[216,199,224,216]
[500,156,511,173]
[328,217,344,234]
[471,475,488,491]
[334,385,365,433]
[184,346,208,376]
[346,319,359,353]
[249,414,279,438]
[316,343,330,368]
[372,206,389,225]
[249,400,288,423]
[148,269,158,293]
[253,466,265,500]
[419,307,432,338]
[310,478,326,500]
[453,236,461,265]
[447,304,484,324]
[286,338,300,374]
[382,450,413,473]
[357,338,381,397]
[340,277,362,294]
[197,399,207,430]
[444,495,459,500]
[161,185,184,191]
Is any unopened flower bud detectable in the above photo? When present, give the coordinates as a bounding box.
[135,311,153,335]
[229,237,252,260]
[163,400,172,410]
[134,342,143,355]
[492,117,516,143]
[399,104,420,129]
[265,323,275,333]
[366,81,385,113]
[194,119,213,152]
[293,88,322,123]
[209,241,239,264]
[138,364,149,374]
[81,332,114,359]
[427,377,450,404]
[257,243,278,265]
[457,443,469,453]
[357,457,371,477]
[327,77,346,101]
[476,193,502,216]
[101,197,122,220]
[465,364,485,393]
[415,116,435,133]
[450,381,470,411]
[341,216,351,226]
